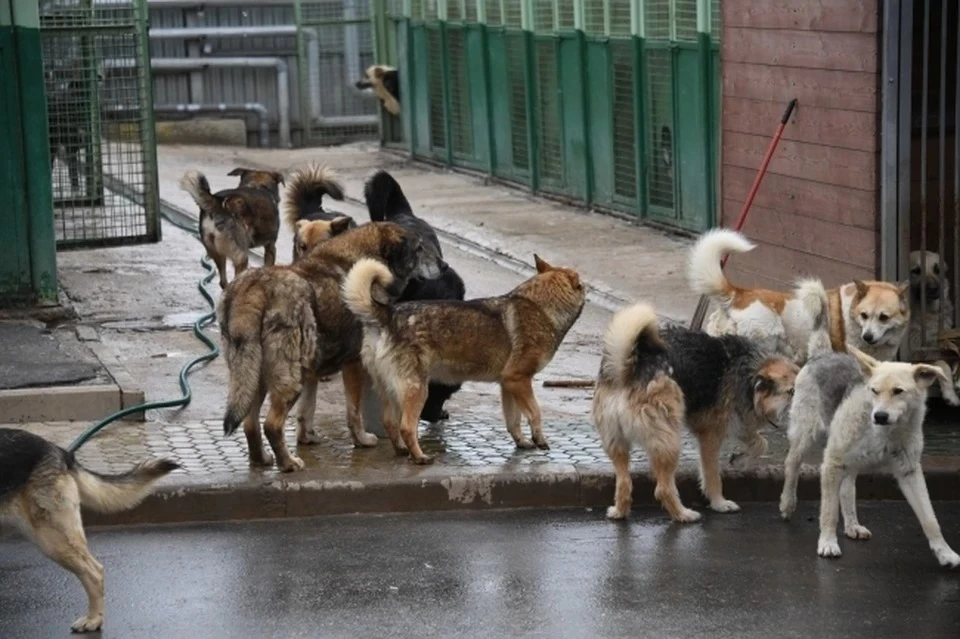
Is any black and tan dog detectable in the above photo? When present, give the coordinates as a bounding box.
[592,303,798,523]
[342,254,585,464]
[0,428,178,633]
[283,163,358,262]
[219,222,444,472]
[364,170,467,422]
[180,167,285,288]
[355,65,400,115]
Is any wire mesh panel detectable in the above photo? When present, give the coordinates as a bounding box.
[40,0,159,248]
[426,26,447,153]
[446,26,474,160]
[297,0,379,146]
[503,1,524,29]
[584,0,605,35]
[483,0,503,26]
[675,0,698,42]
[711,0,721,42]
[645,0,672,40]
[611,41,637,202]
[534,38,564,190]
[505,31,530,174]
[645,48,675,211]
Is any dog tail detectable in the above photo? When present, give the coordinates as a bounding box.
[179,170,220,212]
[796,278,833,359]
[282,163,346,228]
[72,458,180,514]
[687,229,756,299]
[342,258,394,327]
[364,170,413,222]
[601,302,661,383]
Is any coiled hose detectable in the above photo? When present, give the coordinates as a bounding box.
[66,214,220,453]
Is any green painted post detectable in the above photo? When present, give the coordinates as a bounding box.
[697,0,715,227]
[1,0,58,306]
[135,0,160,242]
[633,0,648,217]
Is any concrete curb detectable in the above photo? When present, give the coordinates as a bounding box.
[0,384,129,422]
[86,462,960,527]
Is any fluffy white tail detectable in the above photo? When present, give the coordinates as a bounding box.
[178,170,219,212]
[342,258,394,326]
[687,229,756,298]
[601,303,660,383]
[73,459,179,514]
[796,278,832,360]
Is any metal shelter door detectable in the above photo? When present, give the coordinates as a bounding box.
[40,0,160,249]
[881,0,960,361]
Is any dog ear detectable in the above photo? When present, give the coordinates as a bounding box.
[227,168,249,178]
[848,346,878,377]
[853,280,869,299]
[330,216,354,235]
[896,281,909,298]
[373,66,385,79]
[270,171,285,185]
[913,364,949,389]
[753,375,774,396]
[534,254,553,273]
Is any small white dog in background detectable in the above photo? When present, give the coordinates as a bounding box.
[779,347,960,569]
[908,250,960,405]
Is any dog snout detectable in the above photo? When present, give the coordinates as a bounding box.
[863,331,877,344]
[873,411,890,426]
[925,284,941,300]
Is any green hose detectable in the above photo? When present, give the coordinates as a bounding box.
[67,215,221,453]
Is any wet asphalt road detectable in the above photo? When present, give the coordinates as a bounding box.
[2,504,960,638]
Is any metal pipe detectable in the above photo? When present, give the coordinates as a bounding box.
[148,26,322,122]
[106,57,291,148]
[154,103,270,148]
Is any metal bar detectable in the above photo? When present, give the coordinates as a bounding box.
[938,0,947,339]
[880,0,901,282]
[920,0,930,345]
[135,0,161,243]
[119,57,292,148]
[897,0,914,346]
[955,0,960,329]
[184,9,204,104]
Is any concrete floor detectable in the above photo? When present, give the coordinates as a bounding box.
[2,504,959,638]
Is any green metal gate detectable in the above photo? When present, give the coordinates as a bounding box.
[39,0,159,248]
[379,0,720,233]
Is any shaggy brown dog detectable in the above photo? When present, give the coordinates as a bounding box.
[218,222,443,472]
[282,163,358,262]
[180,168,285,288]
[342,255,585,464]
[592,303,798,523]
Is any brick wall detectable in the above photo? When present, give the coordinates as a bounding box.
[720,0,880,288]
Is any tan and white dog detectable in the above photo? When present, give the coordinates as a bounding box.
[906,250,960,405]
[688,229,910,364]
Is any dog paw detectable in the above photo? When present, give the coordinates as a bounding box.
[844,524,872,541]
[817,536,842,558]
[933,545,960,568]
[297,430,323,445]
[71,614,103,633]
[675,508,703,524]
[709,499,741,513]
[606,506,629,520]
[944,391,960,407]
[249,452,275,468]
[410,454,435,465]
[533,438,550,450]
[515,437,537,450]
[353,432,379,448]
[779,495,797,521]
[278,455,305,473]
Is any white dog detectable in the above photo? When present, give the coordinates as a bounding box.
[779,347,959,568]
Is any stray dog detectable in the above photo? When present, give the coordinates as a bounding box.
[689,229,910,363]
[365,170,468,422]
[907,250,959,404]
[283,163,358,262]
[778,348,959,568]
[180,168,285,288]
[45,60,102,195]
[218,222,443,471]
[592,303,798,523]
[0,428,178,632]
[355,65,400,115]
[342,254,585,464]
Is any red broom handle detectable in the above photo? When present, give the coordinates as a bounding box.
[720,98,798,268]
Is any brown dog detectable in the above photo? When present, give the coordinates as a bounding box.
[179,168,284,288]
[592,303,798,523]
[218,222,444,472]
[342,255,586,464]
[292,218,355,262]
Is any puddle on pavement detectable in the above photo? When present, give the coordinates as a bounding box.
[161,311,208,328]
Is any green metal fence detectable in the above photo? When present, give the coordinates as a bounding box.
[39,0,160,248]
[380,0,720,233]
